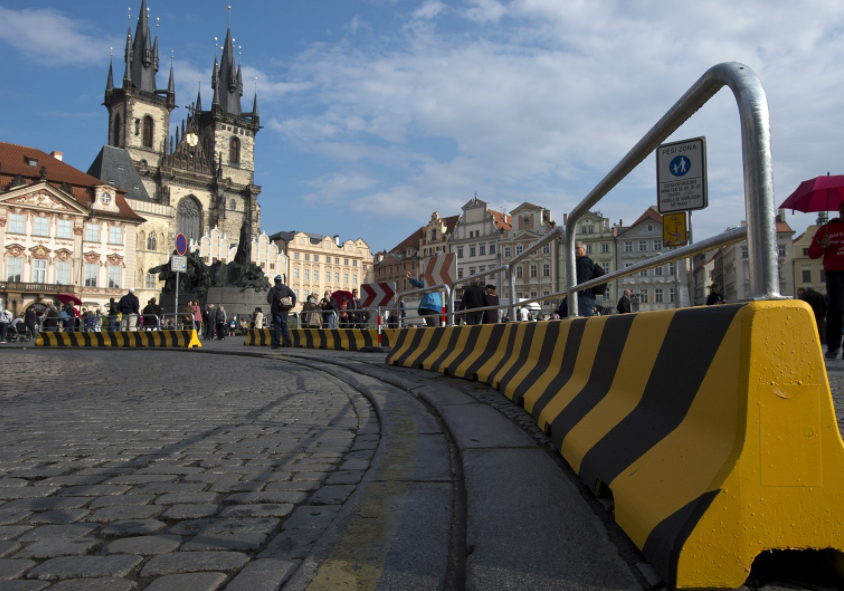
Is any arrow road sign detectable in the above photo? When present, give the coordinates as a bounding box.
[361,282,396,308]
[424,253,456,287]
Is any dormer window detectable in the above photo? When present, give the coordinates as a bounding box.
[26,158,38,167]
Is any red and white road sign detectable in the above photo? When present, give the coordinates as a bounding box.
[361,282,396,308]
[424,253,456,287]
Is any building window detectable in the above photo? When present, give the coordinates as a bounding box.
[639,240,647,251]
[57,219,72,239]
[668,262,676,275]
[530,265,538,278]
[655,265,663,276]
[542,263,550,277]
[344,258,349,266]
[177,197,202,242]
[669,288,676,303]
[86,223,100,242]
[56,261,71,285]
[142,116,154,148]
[353,274,358,284]
[457,248,464,259]
[84,264,98,287]
[778,245,786,258]
[9,213,25,234]
[802,269,811,283]
[803,248,809,256]
[602,263,609,274]
[145,273,157,288]
[654,288,664,303]
[640,268,648,277]
[542,243,550,255]
[325,271,331,281]
[353,260,358,267]
[304,269,310,281]
[305,254,310,262]
[515,245,523,256]
[583,224,594,234]
[229,137,240,164]
[489,243,495,255]
[470,246,476,257]
[314,255,319,263]
[293,268,300,279]
[639,290,649,304]
[333,272,340,282]
[230,199,236,211]
[294,252,300,260]
[586,244,592,254]
[109,226,122,245]
[624,241,632,252]
[33,217,49,236]
[458,268,464,279]
[108,265,121,288]
[653,239,661,250]
[344,273,349,284]
[7,257,22,282]
[32,259,47,284]
[504,246,511,258]
[147,232,157,251]
[742,246,748,258]
[516,266,523,279]
[601,243,609,253]
[478,245,485,256]
[113,115,121,146]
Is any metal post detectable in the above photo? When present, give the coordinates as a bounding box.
[174,271,180,316]
[507,264,516,322]
[688,210,695,306]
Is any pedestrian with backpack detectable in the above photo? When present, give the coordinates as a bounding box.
[574,241,607,317]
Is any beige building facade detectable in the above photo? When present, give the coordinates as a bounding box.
[793,221,827,296]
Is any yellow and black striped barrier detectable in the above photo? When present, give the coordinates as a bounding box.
[36,330,202,348]
[386,301,844,589]
[244,328,397,350]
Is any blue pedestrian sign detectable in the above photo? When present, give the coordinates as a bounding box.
[175,233,188,256]
[656,137,707,214]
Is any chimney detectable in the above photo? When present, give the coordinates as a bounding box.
[334,234,341,247]
[50,151,64,161]
[563,213,568,225]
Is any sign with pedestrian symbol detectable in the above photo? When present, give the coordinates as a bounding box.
[656,137,707,214]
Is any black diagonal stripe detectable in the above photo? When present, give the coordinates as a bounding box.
[361,330,374,348]
[81,332,93,347]
[135,331,146,348]
[95,332,107,347]
[385,330,409,363]
[303,329,314,349]
[642,490,720,589]
[493,322,540,389]
[487,324,521,387]
[462,324,508,380]
[577,305,741,494]
[550,314,636,449]
[56,332,67,347]
[328,329,340,350]
[391,329,424,366]
[381,330,391,348]
[431,328,463,373]
[413,327,446,368]
[445,325,483,377]
[510,323,563,405]
[529,318,588,419]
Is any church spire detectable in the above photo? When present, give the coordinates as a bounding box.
[166,53,176,108]
[105,50,115,103]
[211,53,220,109]
[122,27,132,88]
[195,83,203,113]
[129,0,157,93]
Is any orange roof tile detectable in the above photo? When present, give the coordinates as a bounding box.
[489,209,512,230]
[631,206,662,227]
[776,221,793,233]
[390,227,424,254]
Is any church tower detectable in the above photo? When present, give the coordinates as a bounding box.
[103,0,175,201]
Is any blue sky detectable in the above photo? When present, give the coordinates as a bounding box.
[1,0,843,253]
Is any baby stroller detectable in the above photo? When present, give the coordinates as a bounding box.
[6,320,31,343]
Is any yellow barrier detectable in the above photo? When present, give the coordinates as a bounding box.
[244,328,396,350]
[386,301,844,589]
[36,330,202,348]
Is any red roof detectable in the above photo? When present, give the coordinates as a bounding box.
[0,141,142,222]
[489,209,512,230]
[443,214,460,234]
[390,227,424,255]
[776,221,793,233]
[631,206,662,227]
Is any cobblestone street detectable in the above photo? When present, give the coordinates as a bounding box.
[0,350,378,590]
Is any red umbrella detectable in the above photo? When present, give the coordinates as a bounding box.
[779,174,844,213]
[331,290,352,303]
[57,293,83,306]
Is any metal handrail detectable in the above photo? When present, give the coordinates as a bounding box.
[159,313,195,331]
[565,62,781,316]
[449,265,508,324]
[504,226,565,321]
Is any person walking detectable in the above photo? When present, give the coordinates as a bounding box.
[483,285,500,324]
[107,297,119,331]
[118,288,140,330]
[253,307,265,330]
[303,293,323,328]
[0,305,11,343]
[617,289,632,314]
[320,291,337,329]
[460,282,486,325]
[574,241,606,317]
[215,305,227,340]
[43,301,59,332]
[406,271,442,327]
[203,305,216,340]
[190,300,202,332]
[347,289,363,329]
[809,204,844,357]
[267,275,296,348]
[24,306,37,340]
[706,283,725,306]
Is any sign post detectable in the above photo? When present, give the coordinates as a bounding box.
[173,233,188,316]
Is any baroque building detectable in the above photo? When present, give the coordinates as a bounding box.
[449,195,511,296]
[0,143,144,314]
[560,210,618,308]
[90,0,262,305]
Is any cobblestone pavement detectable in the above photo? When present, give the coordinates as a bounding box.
[0,350,379,590]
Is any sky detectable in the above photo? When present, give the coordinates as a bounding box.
[1,0,842,253]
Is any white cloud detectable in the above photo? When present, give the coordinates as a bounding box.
[0,7,114,67]
[266,0,844,242]
[414,1,447,20]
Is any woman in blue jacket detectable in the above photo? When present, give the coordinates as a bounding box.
[406,271,442,327]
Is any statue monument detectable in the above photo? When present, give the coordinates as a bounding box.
[152,221,272,319]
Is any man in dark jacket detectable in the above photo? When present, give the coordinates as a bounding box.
[460,282,487,325]
[267,275,296,348]
[43,301,59,332]
[118,288,140,331]
[617,289,632,314]
[574,241,601,316]
[799,287,827,345]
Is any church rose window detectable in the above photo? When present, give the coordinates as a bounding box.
[177,197,202,243]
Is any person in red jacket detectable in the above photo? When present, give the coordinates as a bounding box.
[808,203,844,358]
